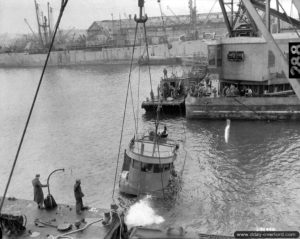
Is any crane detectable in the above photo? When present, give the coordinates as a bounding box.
[34,0,44,47]
[203,0,218,25]
[166,5,181,24]
[24,18,41,44]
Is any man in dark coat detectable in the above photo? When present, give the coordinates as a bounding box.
[32,174,48,209]
[74,179,85,214]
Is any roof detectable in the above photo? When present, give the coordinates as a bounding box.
[87,12,225,32]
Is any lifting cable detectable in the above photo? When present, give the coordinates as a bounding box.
[112,22,139,200]
[136,33,143,134]
[142,23,154,96]
[154,105,165,199]
[129,76,138,135]
[232,97,268,120]
[0,0,69,214]
[179,106,188,177]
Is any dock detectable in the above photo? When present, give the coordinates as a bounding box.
[0,197,120,239]
[141,97,185,114]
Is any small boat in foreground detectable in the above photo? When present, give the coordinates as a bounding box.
[119,132,179,196]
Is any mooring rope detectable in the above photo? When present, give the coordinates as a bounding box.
[232,97,267,120]
[112,22,139,200]
[0,0,69,214]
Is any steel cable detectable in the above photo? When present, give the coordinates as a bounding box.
[112,22,139,200]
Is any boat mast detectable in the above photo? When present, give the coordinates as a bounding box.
[34,0,44,48]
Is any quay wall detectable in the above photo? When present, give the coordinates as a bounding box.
[0,40,209,67]
[185,95,300,120]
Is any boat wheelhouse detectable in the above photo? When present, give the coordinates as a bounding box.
[119,134,179,196]
[141,63,207,113]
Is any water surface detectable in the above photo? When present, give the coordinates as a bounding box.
[0,65,299,235]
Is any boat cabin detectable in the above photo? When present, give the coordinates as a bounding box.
[119,135,178,196]
[205,34,297,97]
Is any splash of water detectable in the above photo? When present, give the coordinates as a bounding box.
[125,197,165,227]
[224,119,231,143]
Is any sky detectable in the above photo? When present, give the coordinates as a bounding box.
[0,0,295,35]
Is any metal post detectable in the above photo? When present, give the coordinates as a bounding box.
[266,0,270,32]
[218,0,232,36]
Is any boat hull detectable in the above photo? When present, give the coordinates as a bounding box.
[142,97,185,114]
[119,169,171,196]
[185,95,300,120]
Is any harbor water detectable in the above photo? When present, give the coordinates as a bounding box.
[0,65,299,235]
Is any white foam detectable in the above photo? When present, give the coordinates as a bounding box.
[125,197,165,227]
[224,119,231,143]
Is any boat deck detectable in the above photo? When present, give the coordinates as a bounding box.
[0,197,120,239]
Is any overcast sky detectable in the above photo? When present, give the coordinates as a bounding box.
[0,0,295,35]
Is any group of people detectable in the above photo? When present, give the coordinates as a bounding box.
[188,80,218,98]
[222,84,253,97]
[32,174,85,214]
[159,69,185,100]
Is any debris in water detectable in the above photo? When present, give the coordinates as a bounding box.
[224,119,231,143]
[125,197,164,227]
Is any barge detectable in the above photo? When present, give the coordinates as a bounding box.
[0,197,121,239]
[185,95,300,120]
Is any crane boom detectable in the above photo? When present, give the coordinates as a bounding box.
[166,5,181,24]
[241,0,300,100]
[24,18,40,43]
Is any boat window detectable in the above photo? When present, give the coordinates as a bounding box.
[132,160,141,169]
[153,164,164,173]
[163,163,171,171]
[141,163,153,172]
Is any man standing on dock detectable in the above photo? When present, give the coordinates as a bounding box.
[74,179,85,214]
[32,174,48,209]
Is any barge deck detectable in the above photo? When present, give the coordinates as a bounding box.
[0,197,120,239]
